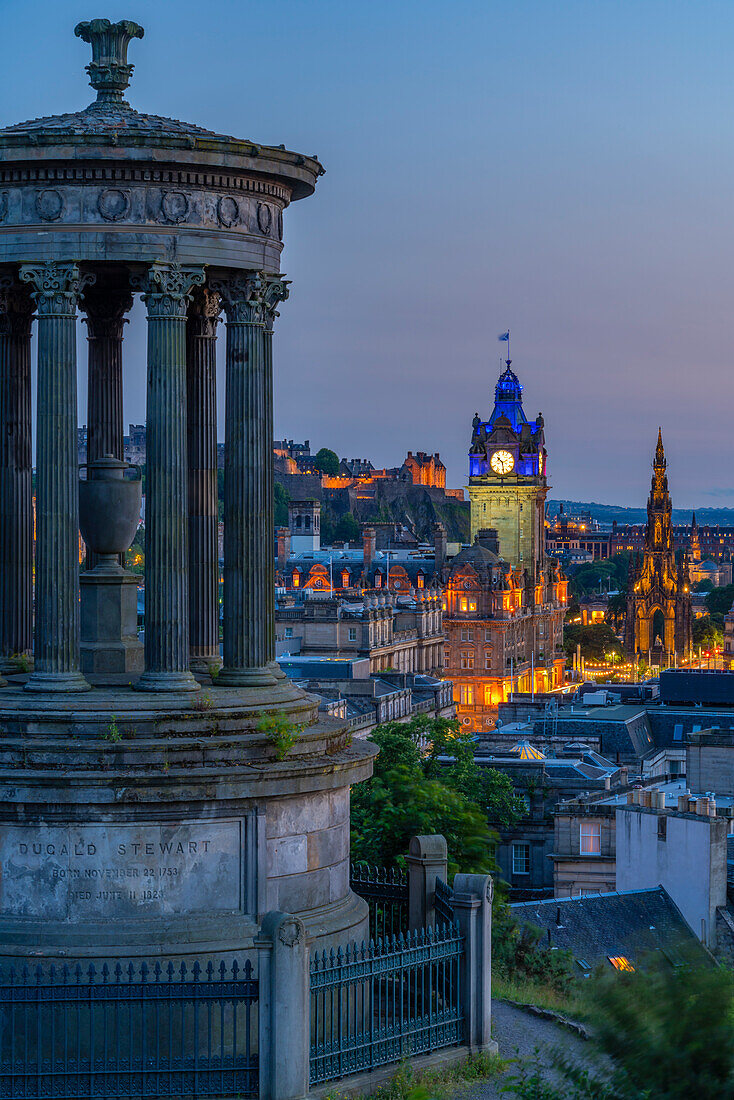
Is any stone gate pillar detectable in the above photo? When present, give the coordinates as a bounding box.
[19,262,94,692]
[81,283,133,570]
[216,272,275,687]
[0,277,34,674]
[186,286,221,676]
[134,261,205,692]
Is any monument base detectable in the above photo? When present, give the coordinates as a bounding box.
[0,680,375,962]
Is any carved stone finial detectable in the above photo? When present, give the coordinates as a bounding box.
[74,19,145,104]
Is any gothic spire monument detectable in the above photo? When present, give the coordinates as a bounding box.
[0,19,374,965]
[624,430,692,661]
[468,354,548,575]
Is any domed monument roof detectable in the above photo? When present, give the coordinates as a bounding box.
[0,19,322,198]
[0,18,322,272]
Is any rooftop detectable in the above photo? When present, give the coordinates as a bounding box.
[512,888,709,972]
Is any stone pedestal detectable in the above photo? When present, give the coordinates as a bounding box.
[80,569,144,684]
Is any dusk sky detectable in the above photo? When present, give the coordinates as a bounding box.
[1,0,732,509]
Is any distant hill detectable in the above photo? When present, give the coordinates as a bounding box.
[547,500,734,526]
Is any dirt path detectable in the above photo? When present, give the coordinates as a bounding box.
[463,1000,596,1099]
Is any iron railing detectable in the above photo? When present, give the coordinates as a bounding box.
[310,924,464,1085]
[350,863,408,938]
[434,878,455,926]
[0,960,258,1099]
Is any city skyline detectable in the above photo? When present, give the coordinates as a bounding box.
[1,1,732,508]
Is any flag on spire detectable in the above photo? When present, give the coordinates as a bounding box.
[498,331,510,342]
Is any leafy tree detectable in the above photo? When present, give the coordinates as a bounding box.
[511,964,734,1099]
[705,583,734,615]
[313,447,340,476]
[568,553,630,600]
[564,623,623,662]
[334,512,360,543]
[606,592,627,629]
[351,718,493,876]
[692,613,724,650]
[694,578,715,593]
[274,482,290,527]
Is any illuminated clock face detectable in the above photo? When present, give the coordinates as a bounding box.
[490,449,515,475]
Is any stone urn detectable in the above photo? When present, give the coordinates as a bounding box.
[79,455,142,572]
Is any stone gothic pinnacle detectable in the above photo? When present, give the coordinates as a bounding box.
[654,426,666,470]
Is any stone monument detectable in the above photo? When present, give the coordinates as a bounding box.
[0,18,374,963]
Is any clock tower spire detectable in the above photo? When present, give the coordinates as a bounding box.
[468,354,548,574]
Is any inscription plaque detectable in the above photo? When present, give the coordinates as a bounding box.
[0,820,242,921]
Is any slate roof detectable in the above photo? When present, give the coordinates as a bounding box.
[512,888,709,972]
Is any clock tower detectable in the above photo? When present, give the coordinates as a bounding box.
[468,358,548,574]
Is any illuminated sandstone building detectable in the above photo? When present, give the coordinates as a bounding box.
[624,431,692,661]
[442,359,567,730]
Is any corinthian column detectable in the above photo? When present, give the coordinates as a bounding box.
[186,286,222,675]
[80,283,133,570]
[133,262,205,692]
[0,277,34,674]
[19,262,94,692]
[263,277,290,679]
[214,271,274,686]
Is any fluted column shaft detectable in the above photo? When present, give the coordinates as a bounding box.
[186,287,221,673]
[216,272,273,686]
[134,262,205,692]
[263,278,290,678]
[19,262,94,692]
[0,278,34,670]
[81,284,133,570]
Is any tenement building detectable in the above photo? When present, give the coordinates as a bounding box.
[443,358,567,730]
[624,431,692,662]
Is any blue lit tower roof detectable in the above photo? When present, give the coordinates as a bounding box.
[469,355,546,481]
[489,361,529,433]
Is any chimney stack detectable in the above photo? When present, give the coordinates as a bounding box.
[363,526,376,574]
[433,521,447,572]
[277,526,291,572]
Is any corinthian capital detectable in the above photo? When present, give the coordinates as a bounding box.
[187,286,222,338]
[131,263,206,319]
[263,276,291,333]
[19,262,95,317]
[80,284,133,340]
[0,274,34,337]
[212,271,266,324]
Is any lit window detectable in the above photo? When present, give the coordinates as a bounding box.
[342,571,350,587]
[417,574,424,589]
[580,823,601,854]
[483,684,493,705]
[292,572,300,588]
[374,573,382,588]
[459,684,474,705]
[608,956,634,972]
[460,598,468,612]
[348,627,357,642]
[469,601,477,612]
[512,843,530,875]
